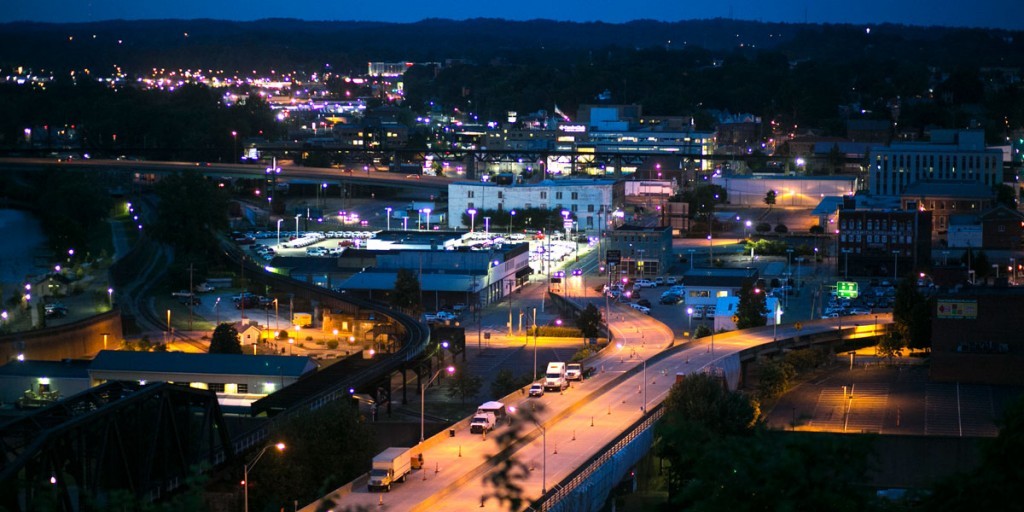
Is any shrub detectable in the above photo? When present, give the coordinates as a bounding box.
[326,340,339,350]
[528,326,584,337]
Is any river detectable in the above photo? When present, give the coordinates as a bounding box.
[0,209,49,291]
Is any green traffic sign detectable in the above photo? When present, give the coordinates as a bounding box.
[836,281,859,299]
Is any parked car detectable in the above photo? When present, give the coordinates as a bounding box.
[636,299,652,308]
[528,383,544,397]
[654,277,665,286]
[629,303,651,315]
[665,277,678,285]
[660,293,682,305]
[194,282,215,293]
[635,279,656,288]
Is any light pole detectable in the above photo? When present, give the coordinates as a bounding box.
[403,216,409,231]
[744,219,752,238]
[785,248,794,309]
[484,216,491,233]
[642,358,648,413]
[294,214,301,238]
[214,297,221,325]
[509,210,516,235]
[276,219,283,248]
[243,442,285,512]
[687,307,693,336]
[424,208,432,231]
[532,307,538,382]
[468,208,477,232]
[421,365,455,442]
[687,249,695,270]
[385,207,392,231]
[532,420,547,494]
[107,288,113,309]
[231,130,238,162]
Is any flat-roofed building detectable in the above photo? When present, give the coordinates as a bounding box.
[869,129,1003,197]
[448,179,622,234]
[682,268,759,308]
[88,351,317,407]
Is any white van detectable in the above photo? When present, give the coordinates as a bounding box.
[543,362,568,391]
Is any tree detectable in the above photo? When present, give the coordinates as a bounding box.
[249,399,377,510]
[694,324,712,338]
[755,222,772,233]
[391,268,422,312]
[764,189,777,208]
[209,323,242,354]
[809,225,825,235]
[876,332,905,364]
[756,357,796,400]
[490,369,532,399]
[993,184,1017,209]
[735,281,768,329]
[575,303,603,338]
[447,363,483,404]
[892,279,932,349]
[150,172,229,260]
[774,223,789,234]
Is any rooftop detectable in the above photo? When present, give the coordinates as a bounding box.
[89,350,317,378]
[0,359,91,379]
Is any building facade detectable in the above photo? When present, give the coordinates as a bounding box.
[931,287,1024,385]
[606,225,673,277]
[899,180,994,241]
[681,268,759,308]
[868,130,1003,197]
[836,207,932,278]
[448,179,621,234]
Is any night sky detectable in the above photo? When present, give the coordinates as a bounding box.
[2,0,1022,30]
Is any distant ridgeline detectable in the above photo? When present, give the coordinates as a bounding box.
[0,18,1020,74]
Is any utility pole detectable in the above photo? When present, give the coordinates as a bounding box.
[188,263,194,330]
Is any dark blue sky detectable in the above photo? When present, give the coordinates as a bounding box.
[3,0,1023,30]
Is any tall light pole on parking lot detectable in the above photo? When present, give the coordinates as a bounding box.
[421,366,455,442]
[276,218,283,248]
[385,207,392,231]
[294,214,301,238]
[467,208,477,232]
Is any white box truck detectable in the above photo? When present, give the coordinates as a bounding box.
[367,447,413,492]
[544,362,568,391]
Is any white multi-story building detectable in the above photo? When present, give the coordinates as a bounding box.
[447,179,622,233]
[869,130,1003,197]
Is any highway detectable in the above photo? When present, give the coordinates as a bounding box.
[0,157,450,190]
[306,298,892,511]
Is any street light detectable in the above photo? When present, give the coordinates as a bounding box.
[532,307,539,382]
[107,288,113,308]
[231,130,238,162]
[687,249,695,270]
[424,208,432,231]
[294,214,302,238]
[744,219,752,238]
[484,216,491,233]
[686,307,693,335]
[276,219,283,248]
[214,297,221,325]
[385,207,392,231]
[421,365,456,442]
[243,442,285,512]
[509,210,516,235]
[467,208,477,232]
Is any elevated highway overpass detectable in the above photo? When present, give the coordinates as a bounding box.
[306,305,892,512]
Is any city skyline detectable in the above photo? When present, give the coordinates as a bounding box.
[2,0,1023,30]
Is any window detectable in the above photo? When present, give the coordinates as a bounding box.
[497,191,503,199]
[209,383,225,393]
[467,191,475,198]
[237,383,249,394]
[571,192,579,200]
[540,191,548,199]
[588,204,595,212]
[555,192,563,199]
[468,202,474,209]
[571,204,578,212]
